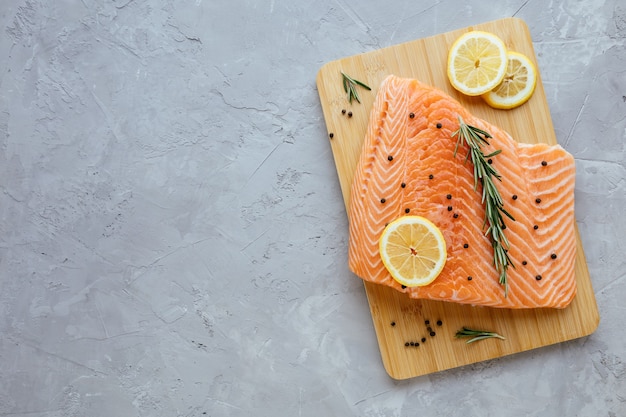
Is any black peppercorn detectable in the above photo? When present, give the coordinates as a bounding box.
[348,111,353,117]
[487,159,493,164]
[541,161,548,166]
[388,155,393,161]
[410,341,415,346]
[534,225,539,230]
[429,174,434,179]
[401,285,407,289]
[463,243,469,248]
[467,276,472,281]
[453,213,459,218]
[430,331,436,337]
[512,194,518,200]
[405,342,410,346]
[380,198,386,203]
[391,321,396,327]
[536,198,541,204]
[341,109,346,114]
[409,112,415,118]
[447,206,452,211]
[436,320,442,326]
[329,133,334,139]
[425,320,430,325]
[551,253,557,259]
[401,182,406,188]
[536,275,542,281]
[405,208,410,213]
[446,194,452,199]
[436,123,442,129]
[522,260,528,265]
[421,337,426,343]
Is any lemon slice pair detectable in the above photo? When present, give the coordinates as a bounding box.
[379,216,447,287]
[447,31,537,109]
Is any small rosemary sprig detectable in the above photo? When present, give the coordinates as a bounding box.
[452,116,515,296]
[341,71,371,104]
[455,327,506,344]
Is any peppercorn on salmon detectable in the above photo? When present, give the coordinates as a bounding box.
[348,75,576,309]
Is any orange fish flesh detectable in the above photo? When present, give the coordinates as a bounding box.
[348,75,576,309]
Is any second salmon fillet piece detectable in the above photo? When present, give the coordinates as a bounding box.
[348,75,577,309]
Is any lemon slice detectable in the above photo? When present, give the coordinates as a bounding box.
[447,31,508,96]
[379,216,447,287]
[482,51,537,109]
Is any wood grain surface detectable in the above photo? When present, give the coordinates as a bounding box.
[316,17,599,380]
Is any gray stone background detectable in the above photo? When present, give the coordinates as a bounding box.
[1,0,625,416]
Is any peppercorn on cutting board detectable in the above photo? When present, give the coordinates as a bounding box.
[316,17,599,380]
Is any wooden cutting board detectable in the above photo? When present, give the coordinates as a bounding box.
[316,17,599,380]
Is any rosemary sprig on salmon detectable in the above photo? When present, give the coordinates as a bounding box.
[452,117,515,296]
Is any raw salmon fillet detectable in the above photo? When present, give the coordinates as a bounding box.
[348,75,577,309]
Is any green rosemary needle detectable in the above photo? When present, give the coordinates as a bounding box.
[341,71,371,104]
[452,116,515,296]
[455,327,506,344]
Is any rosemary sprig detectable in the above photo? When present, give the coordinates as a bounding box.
[455,327,506,344]
[341,71,371,104]
[452,116,515,296]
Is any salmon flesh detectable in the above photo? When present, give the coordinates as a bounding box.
[348,75,576,309]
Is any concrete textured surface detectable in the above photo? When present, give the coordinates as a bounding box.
[0,0,624,416]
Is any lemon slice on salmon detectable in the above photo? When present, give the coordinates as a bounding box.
[379,216,447,287]
[482,51,537,109]
[447,31,508,96]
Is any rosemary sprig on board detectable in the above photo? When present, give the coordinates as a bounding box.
[455,327,506,344]
[452,116,515,296]
[341,71,371,104]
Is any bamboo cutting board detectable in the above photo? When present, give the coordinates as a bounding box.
[316,17,599,380]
